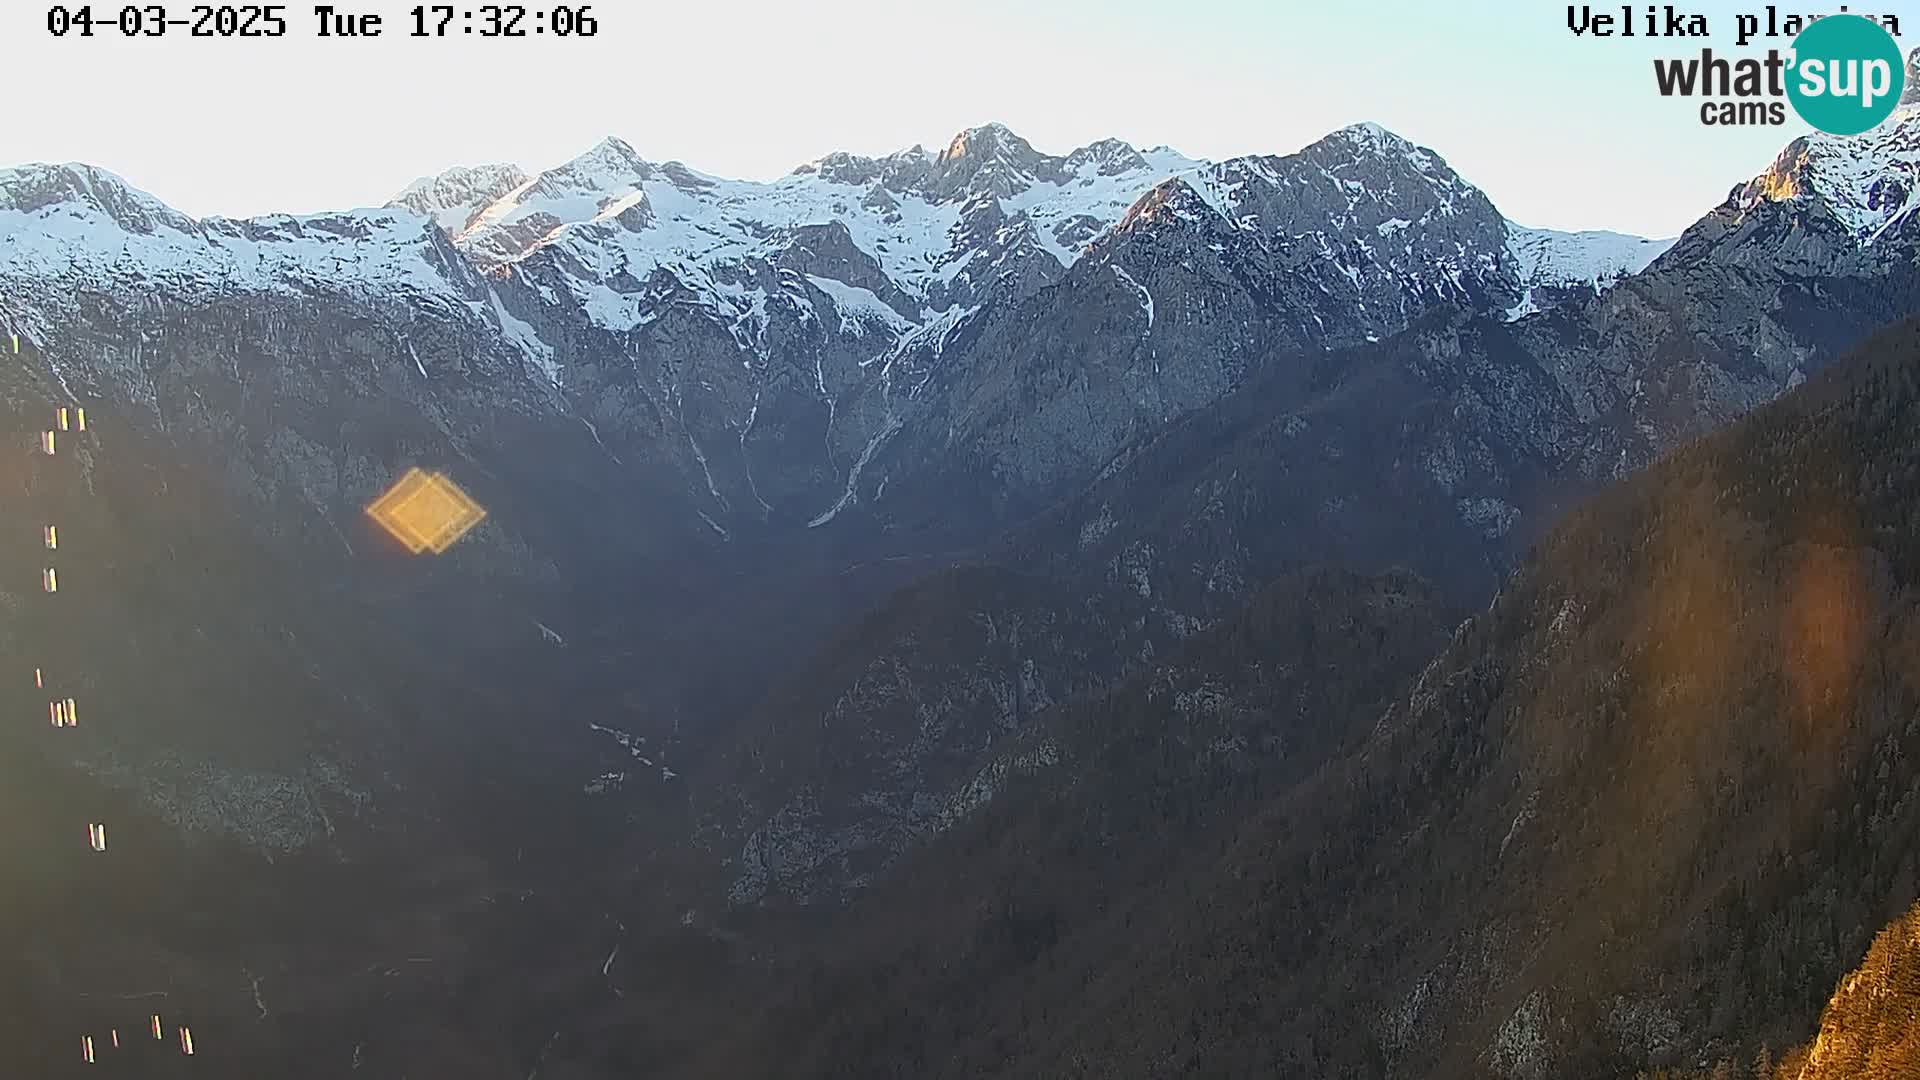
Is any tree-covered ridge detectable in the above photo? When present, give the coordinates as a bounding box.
[1642,898,1920,1080]
[1791,897,1920,1079]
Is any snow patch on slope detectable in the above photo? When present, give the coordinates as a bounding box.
[1503,224,1674,318]
[1110,264,1154,328]
[807,275,915,338]
[1506,225,1673,287]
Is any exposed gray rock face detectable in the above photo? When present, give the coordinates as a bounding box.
[993,313,1566,621]
[1187,123,1525,320]
[853,123,1662,529]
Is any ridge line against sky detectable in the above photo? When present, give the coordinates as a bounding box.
[6,0,1914,236]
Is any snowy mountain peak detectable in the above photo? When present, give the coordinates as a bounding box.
[1306,122,1447,178]
[579,135,647,170]
[0,165,518,359]
[938,122,1029,164]
[537,135,653,195]
[654,160,719,192]
[0,162,198,235]
[1115,176,1216,232]
[1112,124,1681,330]
[390,163,533,234]
[791,147,931,190]
[1134,121,1483,243]
[1334,121,1405,147]
[1728,50,1920,243]
[454,136,656,264]
[797,126,1176,208]
[928,122,1054,201]
[1064,138,1150,177]
[1734,104,1920,242]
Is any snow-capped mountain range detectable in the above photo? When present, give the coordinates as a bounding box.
[5,110,1918,549]
[2,119,1672,400]
[402,121,1673,346]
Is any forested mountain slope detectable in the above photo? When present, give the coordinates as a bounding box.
[695,317,1920,1078]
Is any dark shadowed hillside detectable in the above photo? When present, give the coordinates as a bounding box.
[691,316,1920,1078]
[699,564,1183,907]
[686,567,1458,1076]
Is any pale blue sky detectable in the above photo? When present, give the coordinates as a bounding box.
[5,1,1913,236]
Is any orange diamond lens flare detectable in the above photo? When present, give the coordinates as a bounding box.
[365,467,487,555]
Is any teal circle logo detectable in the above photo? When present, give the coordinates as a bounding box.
[1785,14,1906,135]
